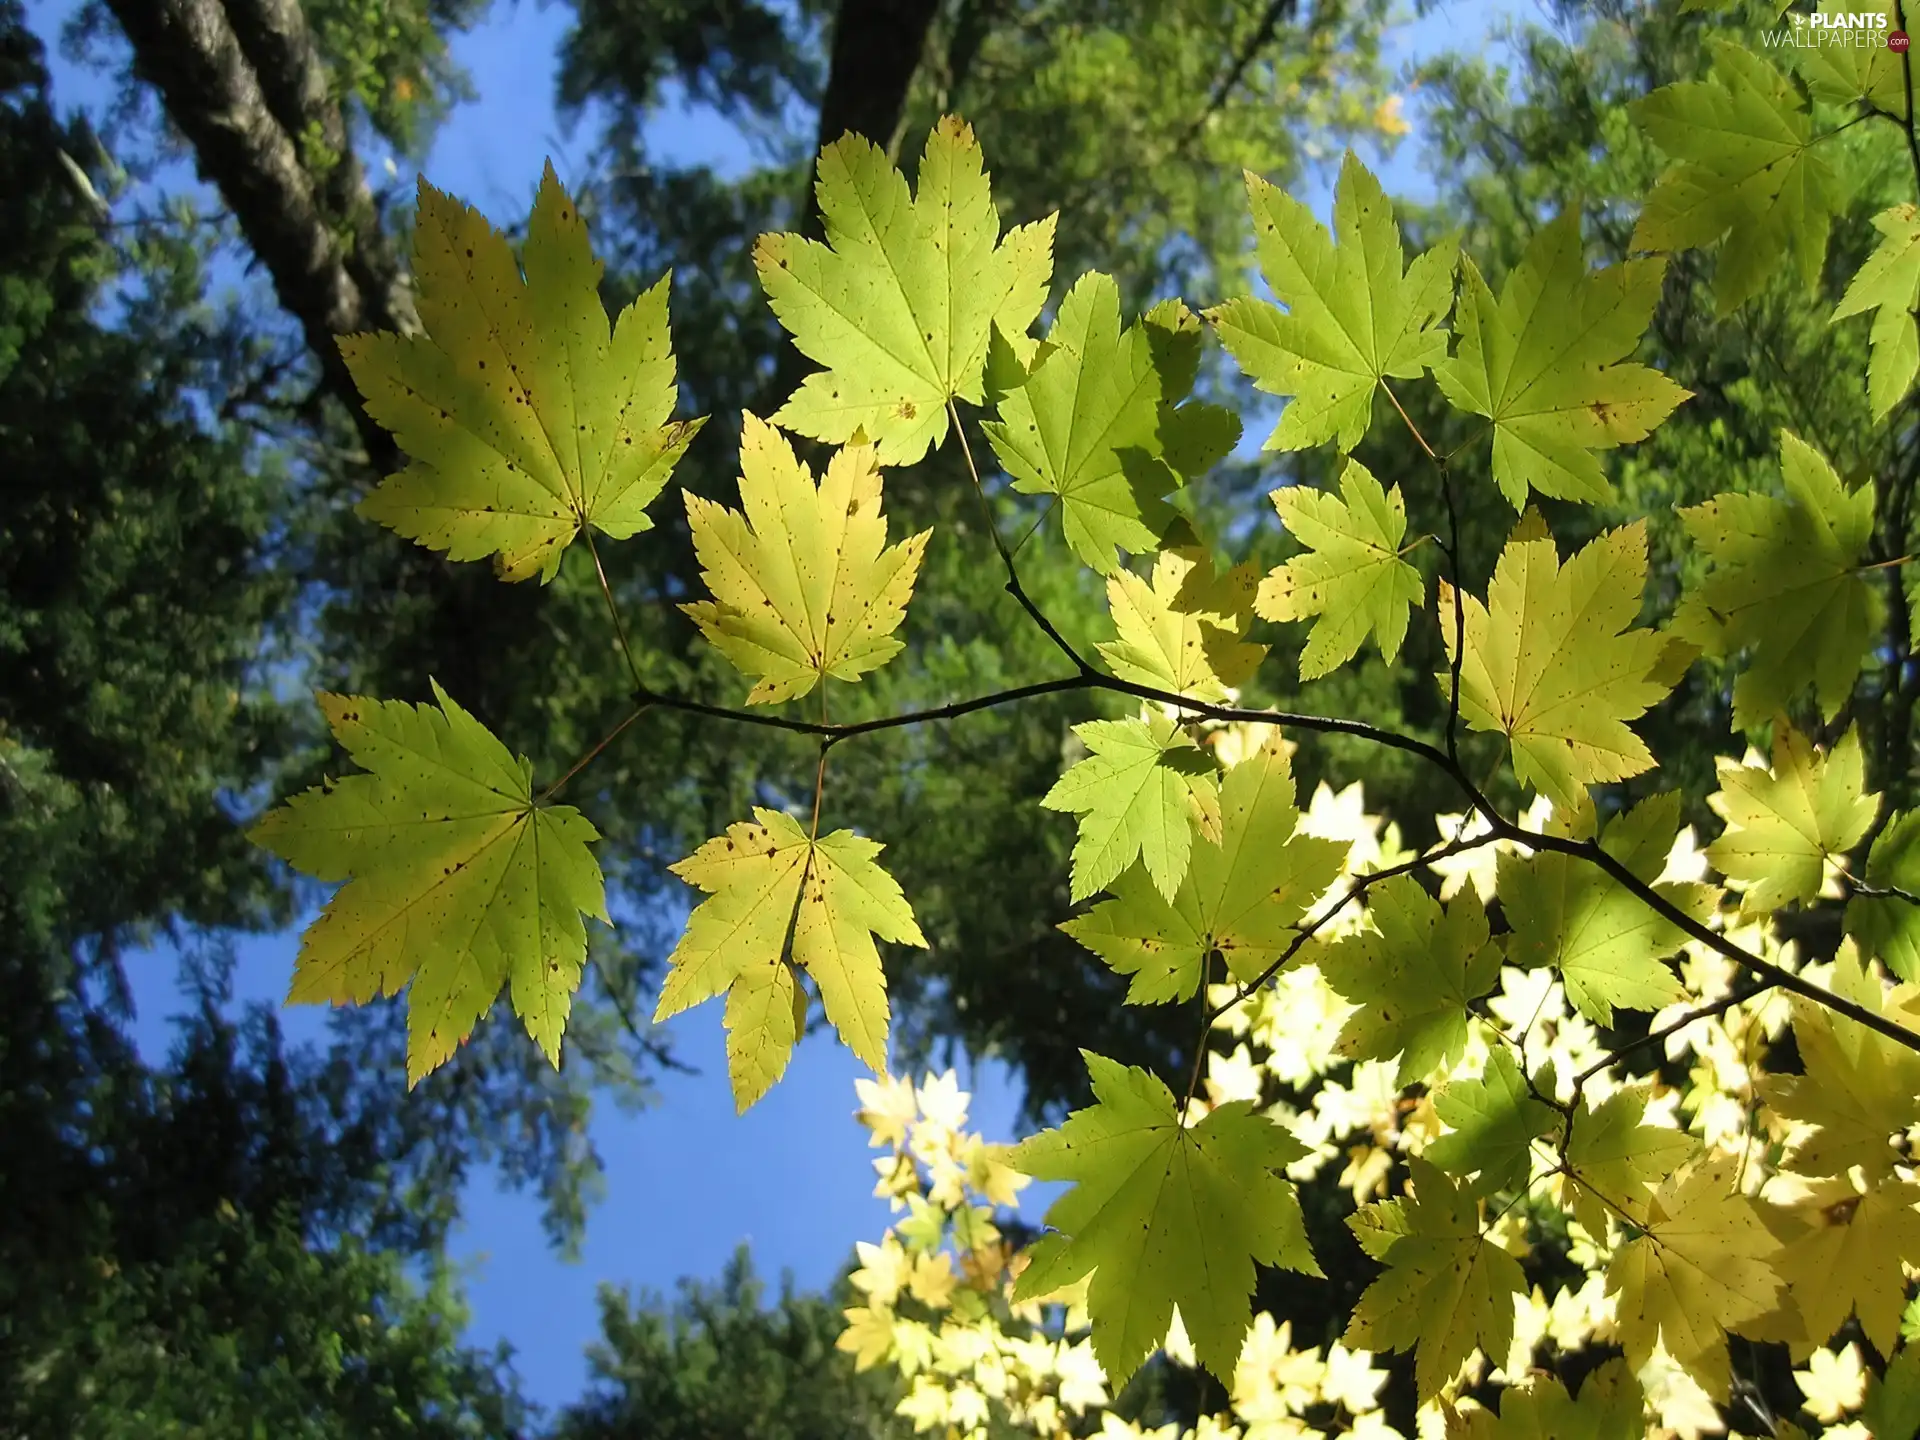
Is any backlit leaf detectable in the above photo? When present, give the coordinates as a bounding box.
[340,164,705,581]
[681,415,930,705]
[1060,738,1346,1002]
[1209,151,1457,454]
[1258,459,1424,681]
[1440,519,1671,811]
[1435,214,1687,508]
[251,682,607,1086]
[1010,1051,1317,1386]
[756,116,1055,464]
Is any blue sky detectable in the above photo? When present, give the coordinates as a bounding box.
[25,0,1533,1413]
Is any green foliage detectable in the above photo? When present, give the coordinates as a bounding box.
[553,1247,908,1440]
[1059,738,1345,1002]
[1208,153,1456,455]
[1010,1052,1317,1386]
[756,117,1054,465]
[342,166,704,583]
[252,683,609,1086]
[1435,215,1688,507]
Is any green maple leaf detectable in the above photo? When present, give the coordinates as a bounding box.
[1564,1088,1694,1239]
[1863,1344,1920,1440]
[1345,1156,1525,1402]
[755,116,1055,465]
[1630,39,1844,316]
[1435,214,1689,508]
[1010,1051,1318,1386]
[1794,3,1909,115]
[1440,519,1672,811]
[1706,724,1877,915]
[1424,1047,1561,1196]
[653,808,927,1110]
[1141,298,1245,479]
[1060,739,1347,1003]
[680,415,931,705]
[1041,713,1222,903]
[1258,458,1424,680]
[1847,809,1920,981]
[1208,151,1457,454]
[251,681,607,1087]
[1452,1359,1645,1440]
[1500,792,1717,1025]
[1096,529,1267,703]
[1834,203,1920,418]
[1317,874,1501,1086]
[340,164,705,583]
[1673,431,1881,728]
[1757,942,1920,1181]
[983,272,1219,574]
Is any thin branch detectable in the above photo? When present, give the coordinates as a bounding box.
[1572,982,1770,1092]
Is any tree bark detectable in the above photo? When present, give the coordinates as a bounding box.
[102,0,402,474]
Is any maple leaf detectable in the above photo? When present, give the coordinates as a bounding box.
[1316,875,1501,1086]
[1563,1088,1693,1239]
[1794,3,1908,116]
[1009,1051,1318,1386]
[983,273,1220,574]
[251,682,607,1087]
[1834,204,1920,418]
[1208,151,1457,453]
[341,165,705,582]
[1345,1157,1526,1402]
[1771,1175,1920,1355]
[1096,530,1267,703]
[1863,1344,1920,1440]
[1705,723,1877,915]
[1631,39,1844,315]
[1847,808,1920,981]
[1449,1359,1645,1440]
[680,415,930,705]
[653,808,927,1109]
[1435,214,1688,508]
[1605,1153,1784,1398]
[1673,431,1881,728]
[1423,1047,1561,1196]
[1059,738,1347,1002]
[1258,459,1424,681]
[1500,793,1717,1025]
[1758,942,1920,1181]
[1440,519,1672,811]
[1041,713,1223,903]
[755,116,1055,465]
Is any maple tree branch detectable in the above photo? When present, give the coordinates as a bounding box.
[1572,981,1771,1093]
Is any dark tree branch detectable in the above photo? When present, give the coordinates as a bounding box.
[811,0,942,181]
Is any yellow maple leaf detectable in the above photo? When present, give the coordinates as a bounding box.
[1769,1174,1920,1356]
[682,415,930,705]
[1440,517,1671,810]
[653,808,926,1108]
[1096,530,1267,702]
[1606,1154,1783,1398]
[341,165,704,582]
